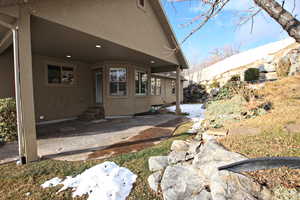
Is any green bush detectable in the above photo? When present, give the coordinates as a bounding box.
[244,68,260,82]
[276,57,291,78]
[230,74,241,82]
[210,79,220,88]
[214,79,258,102]
[0,98,17,144]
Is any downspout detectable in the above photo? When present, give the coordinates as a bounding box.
[0,20,26,164]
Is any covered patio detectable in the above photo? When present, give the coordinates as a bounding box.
[0,6,186,163]
[0,114,186,163]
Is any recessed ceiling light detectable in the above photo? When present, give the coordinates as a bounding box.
[150,60,155,64]
[96,44,102,48]
[66,55,72,58]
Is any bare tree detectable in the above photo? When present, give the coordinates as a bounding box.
[168,0,300,43]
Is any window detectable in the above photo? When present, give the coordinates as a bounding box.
[151,77,156,95]
[47,64,75,85]
[156,78,161,95]
[171,80,176,94]
[135,71,148,95]
[109,68,127,96]
[150,77,161,95]
[137,0,145,9]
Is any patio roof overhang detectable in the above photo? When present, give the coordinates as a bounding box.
[29,16,180,72]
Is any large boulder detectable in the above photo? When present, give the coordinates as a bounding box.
[209,170,273,200]
[264,72,278,81]
[288,48,300,76]
[148,171,162,192]
[160,165,207,200]
[193,140,272,200]
[170,140,190,152]
[148,156,169,172]
[168,151,187,164]
[258,64,276,73]
[193,140,246,177]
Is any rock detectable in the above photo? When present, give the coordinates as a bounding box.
[210,88,219,97]
[202,133,218,142]
[192,140,246,177]
[148,171,162,192]
[194,133,203,141]
[258,64,276,72]
[205,129,228,136]
[190,190,212,200]
[168,151,187,164]
[265,72,278,81]
[171,140,190,152]
[289,63,300,76]
[209,170,272,200]
[187,140,202,155]
[148,156,168,172]
[161,165,206,200]
[193,140,272,200]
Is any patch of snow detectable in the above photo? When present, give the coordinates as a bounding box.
[41,161,137,200]
[166,104,205,120]
[201,37,295,80]
[167,104,205,133]
[41,177,62,188]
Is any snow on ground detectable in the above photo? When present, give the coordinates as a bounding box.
[167,104,205,133]
[201,37,295,80]
[41,177,62,188]
[41,161,137,200]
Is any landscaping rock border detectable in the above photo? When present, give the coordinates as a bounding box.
[147,132,273,200]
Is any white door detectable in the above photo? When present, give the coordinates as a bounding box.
[95,71,103,104]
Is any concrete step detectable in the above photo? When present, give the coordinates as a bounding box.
[79,106,105,121]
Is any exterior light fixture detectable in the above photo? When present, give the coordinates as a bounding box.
[66,55,72,58]
[96,44,102,48]
[150,60,155,64]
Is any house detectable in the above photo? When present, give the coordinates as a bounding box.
[0,0,188,163]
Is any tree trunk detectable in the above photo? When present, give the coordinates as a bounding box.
[253,0,300,43]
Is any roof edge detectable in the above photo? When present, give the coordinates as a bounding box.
[149,0,189,69]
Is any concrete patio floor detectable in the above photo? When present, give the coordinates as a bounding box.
[0,114,181,163]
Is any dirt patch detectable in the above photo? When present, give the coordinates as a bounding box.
[88,117,189,159]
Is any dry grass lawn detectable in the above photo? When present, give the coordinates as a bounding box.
[0,120,193,200]
[219,75,300,191]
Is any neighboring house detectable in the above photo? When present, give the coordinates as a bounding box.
[0,0,188,162]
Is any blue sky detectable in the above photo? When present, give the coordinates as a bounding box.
[161,0,300,66]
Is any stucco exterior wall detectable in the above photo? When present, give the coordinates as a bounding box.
[97,62,151,116]
[27,0,179,65]
[32,55,93,122]
[0,52,182,120]
[0,50,93,122]
[149,77,183,105]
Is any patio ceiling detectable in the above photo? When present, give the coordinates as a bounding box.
[31,16,177,70]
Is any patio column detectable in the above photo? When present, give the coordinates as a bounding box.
[175,66,181,114]
[17,6,38,163]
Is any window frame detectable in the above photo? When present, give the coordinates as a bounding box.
[155,78,161,96]
[135,70,148,96]
[171,80,176,95]
[150,76,162,96]
[108,67,128,97]
[45,61,76,87]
